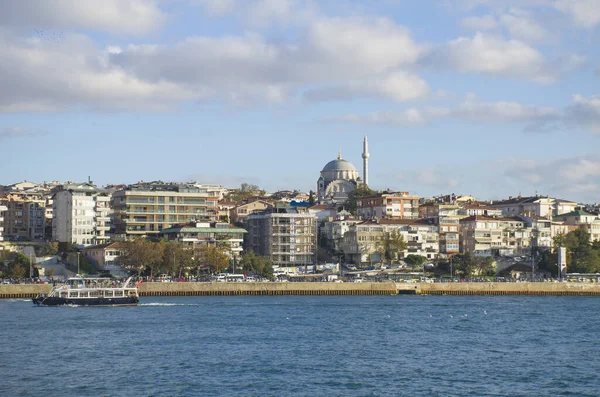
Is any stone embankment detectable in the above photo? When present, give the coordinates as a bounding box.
[1,282,600,299]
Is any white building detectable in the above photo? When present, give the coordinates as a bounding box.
[0,204,7,243]
[490,196,578,218]
[341,219,439,266]
[52,183,112,247]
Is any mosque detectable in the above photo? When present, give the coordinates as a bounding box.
[317,135,369,205]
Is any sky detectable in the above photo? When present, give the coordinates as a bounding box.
[0,0,599,203]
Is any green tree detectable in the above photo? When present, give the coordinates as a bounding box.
[343,185,377,215]
[163,241,193,277]
[239,251,274,279]
[375,229,407,265]
[194,245,230,274]
[475,256,495,276]
[452,253,476,278]
[404,254,427,269]
[555,226,600,273]
[308,190,316,207]
[117,238,166,278]
[9,263,26,278]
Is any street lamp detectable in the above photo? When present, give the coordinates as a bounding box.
[77,252,80,275]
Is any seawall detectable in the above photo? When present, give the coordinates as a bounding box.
[2,282,600,299]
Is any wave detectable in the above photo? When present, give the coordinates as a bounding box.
[139,302,202,307]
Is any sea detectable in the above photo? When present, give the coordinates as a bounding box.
[1,295,599,397]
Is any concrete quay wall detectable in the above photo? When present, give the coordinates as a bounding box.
[139,282,400,296]
[2,282,600,299]
[418,282,600,296]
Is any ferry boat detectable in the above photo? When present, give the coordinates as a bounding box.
[32,276,140,307]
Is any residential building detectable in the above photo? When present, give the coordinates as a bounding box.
[83,242,127,277]
[111,182,219,238]
[230,200,273,225]
[341,219,439,266]
[490,196,579,218]
[52,182,110,247]
[460,216,532,256]
[357,191,420,220]
[0,192,46,241]
[247,210,317,272]
[0,204,7,243]
[321,217,361,254]
[458,204,503,217]
[308,204,337,222]
[159,221,247,258]
[517,215,553,249]
[418,203,461,258]
[553,210,600,241]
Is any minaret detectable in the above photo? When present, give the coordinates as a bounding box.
[362,134,369,186]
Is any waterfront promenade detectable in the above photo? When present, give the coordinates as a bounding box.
[3,281,600,298]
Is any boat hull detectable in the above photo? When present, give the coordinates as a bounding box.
[32,296,139,307]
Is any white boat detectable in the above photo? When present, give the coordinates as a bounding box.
[32,276,140,307]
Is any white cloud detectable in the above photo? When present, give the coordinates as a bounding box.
[566,95,600,135]
[192,0,237,16]
[499,12,549,42]
[304,71,430,103]
[502,155,600,202]
[461,15,498,30]
[0,32,195,112]
[307,17,423,76]
[327,98,560,127]
[553,0,600,29]
[428,33,555,83]
[0,0,165,35]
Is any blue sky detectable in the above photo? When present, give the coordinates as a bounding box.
[0,0,599,203]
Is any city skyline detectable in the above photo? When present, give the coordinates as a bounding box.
[0,1,599,203]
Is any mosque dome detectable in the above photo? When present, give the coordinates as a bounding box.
[321,157,358,173]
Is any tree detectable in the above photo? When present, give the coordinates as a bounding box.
[163,241,193,277]
[117,238,165,278]
[452,253,476,278]
[194,246,230,274]
[308,190,316,207]
[343,185,377,215]
[375,229,407,265]
[225,183,267,204]
[239,251,274,279]
[404,254,427,269]
[9,263,26,278]
[554,226,600,274]
[475,256,495,276]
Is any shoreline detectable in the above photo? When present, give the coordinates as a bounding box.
[2,281,600,298]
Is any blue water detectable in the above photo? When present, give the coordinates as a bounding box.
[1,296,598,397]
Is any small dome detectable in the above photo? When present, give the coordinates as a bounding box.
[322,158,358,172]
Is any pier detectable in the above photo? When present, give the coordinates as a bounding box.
[3,281,600,298]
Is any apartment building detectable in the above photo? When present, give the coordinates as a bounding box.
[517,215,553,249]
[553,210,600,242]
[230,200,273,225]
[0,204,7,243]
[460,216,532,256]
[246,210,317,272]
[0,192,46,241]
[357,191,420,220]
[341,219,439,266]
[159,221,247,259]
[321,217,361,254]
[490,196,578,218]
[52,183,112,247]
[418,203,461,258]
[83,242,127,277]
[111,182,219,238]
